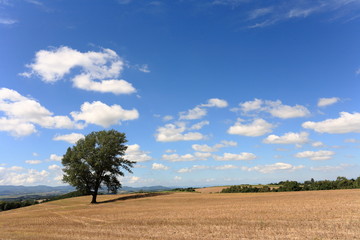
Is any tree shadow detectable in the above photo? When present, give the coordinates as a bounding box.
[97,192,171,204]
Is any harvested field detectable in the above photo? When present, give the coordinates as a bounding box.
[1,189,360,239]
[195,186,228,193]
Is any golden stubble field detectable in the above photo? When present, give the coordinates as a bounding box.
[1,189,360,240]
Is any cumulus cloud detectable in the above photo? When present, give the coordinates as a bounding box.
[266,100,310,119]
[151,163,169,170]
[162,153,197,162]
[227,118,274,137]
[295,150,335,160]
[179,107,207,120]
[162,115,174,121]
[192,140,237,152]
[263,132,309,144]
[71,101,139,128]
[312,141,325,147]
[213,152,256,161]
[48,164,61,170]
[317,97,340,107]
[214,164,238,170]
[125,144,152,162]
[21,46,137,95]
[189,120,209,130]
[302,112,360,134]
[200,98,228,108]
[178,98,228,120]
[0,167,49,185]
[49,154,63,161]
[53,133,85,144]
[242,162,305,173]
[155,122,206,142]
[25,160,42,164]
[177,165,209,173]
[237,99,310,119]
[0,88,81,136]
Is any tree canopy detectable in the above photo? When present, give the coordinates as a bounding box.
[62,130,135,203]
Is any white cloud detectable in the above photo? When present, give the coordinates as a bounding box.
[177,165,209,173]
[344,138,360,143]
[310,163,352,172]
[155,122,206,142]
[192,144,217,152]
[136,64,150,73]
[49,154,63,161]
[21,46,137,95]
[302,112,360,134]
[162,115,173,121]
[25,160,42,164]
[227,118,274,137]
[263,132,309,144]
[214,164,238,170]
[8,166,24,171]
[0,88,81,136]
[174,176,182,181]
[311,141,325,147]
[194,152,212,159]
[0,168,49,185]
[151,163,169,170]
[192,140,237,152]
[213,152,256,161]
[0,118,37,136]
[317,97,340,107]
[189,120,209,130]
[239,98,263,112]
[237,99,310,119]
[162,153,197,162]
[71,101,139,128]
[125,144,152,162]
[165,149,176,153]
[72,74,135,95]
[200,98,228,108]
[53,133,85,144]
[295,150,335,160]
[48,164,61,170]
[179,107,207,120]
[240,1,360,28]
[266,100,310,119]
[126,176,140,184]
[242,162,305,173]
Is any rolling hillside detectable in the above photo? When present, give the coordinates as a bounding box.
[1,189,360,239]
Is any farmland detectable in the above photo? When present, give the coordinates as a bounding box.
[0,189,359,239]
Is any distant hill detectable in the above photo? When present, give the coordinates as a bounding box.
[0,185,172,199]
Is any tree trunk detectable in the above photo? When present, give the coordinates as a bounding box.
[91,187,98,204]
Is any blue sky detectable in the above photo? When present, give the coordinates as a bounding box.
[0,0,360,187]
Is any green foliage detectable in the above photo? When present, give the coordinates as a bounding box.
[171,187,196,192]
[0,199,37,212]
[221,185,272,193]
[222,176,360,194]
[62,130,135,203]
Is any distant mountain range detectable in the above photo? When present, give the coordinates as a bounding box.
[0,185,173,198]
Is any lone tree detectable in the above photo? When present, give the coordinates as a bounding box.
[62,130,135,203]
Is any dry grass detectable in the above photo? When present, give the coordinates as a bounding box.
[1,189,360,239]
[195,186,228,193]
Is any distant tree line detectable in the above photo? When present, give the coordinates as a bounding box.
[221,176,360,193]
[0,199,38,212]
[170,187,196,192]
[0,191,86,212]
